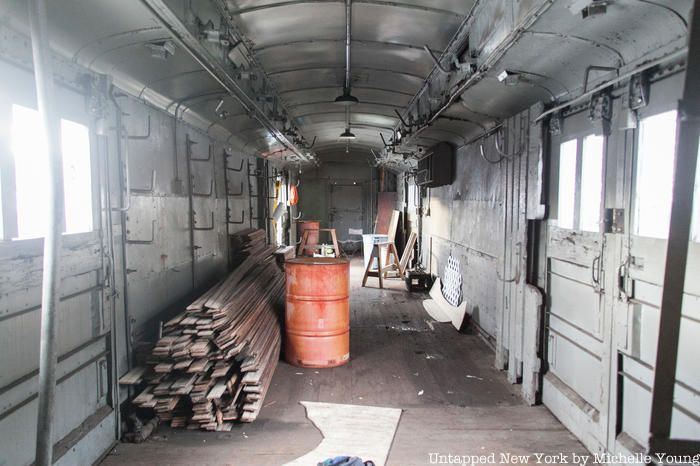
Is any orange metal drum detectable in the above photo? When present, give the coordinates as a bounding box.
[285,257,350,368]
[297,220,320,256]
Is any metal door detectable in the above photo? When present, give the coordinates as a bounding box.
[542,115,613,454]
[330,183,364,242]
[611,99,700,453]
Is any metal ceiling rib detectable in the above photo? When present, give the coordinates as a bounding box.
[225,0,468,17]
[220,0,472,159]
[3,0,690,165]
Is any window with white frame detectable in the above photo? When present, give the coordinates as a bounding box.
[557,139,577,230]
[634,110,677,239]
[634,110,700,241]
[580,134,605,232]
[556,134,605,232]
[9,104,93,240]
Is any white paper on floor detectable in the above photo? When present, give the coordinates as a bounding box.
[283,401,402,466]
[422,298,450,323]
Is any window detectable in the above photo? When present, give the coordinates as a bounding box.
[557,139,577,229]
[556,134,605,232]
[61,119,93,234]
[634,111,677,239]
[580,135,604,232]
[9,104,93,239]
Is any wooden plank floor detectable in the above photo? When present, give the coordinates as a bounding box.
[102,259,586,465]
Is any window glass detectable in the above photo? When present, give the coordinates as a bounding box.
[11,104,49,239]
[10,104,93,239]
[557,139,577,229]
[634,111,677,239]
[693,150,700,242]
[61,119,93,234]
[580,135,605,232]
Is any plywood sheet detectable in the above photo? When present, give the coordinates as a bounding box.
[374,192,397,234]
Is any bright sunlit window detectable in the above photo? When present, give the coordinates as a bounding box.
[557,139,577,229]
[10,104,93,240]
[579,134,604,232]
[634,111,677,239]
[61,119,93,234]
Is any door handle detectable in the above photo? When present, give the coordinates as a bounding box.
[591,255,602,291]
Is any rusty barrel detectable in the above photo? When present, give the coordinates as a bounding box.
[297,220,320,256]
[285,257,350,368]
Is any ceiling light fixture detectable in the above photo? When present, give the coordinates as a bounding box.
[334,90,359,106]
[334,0,359,106]
[339,128,356,140]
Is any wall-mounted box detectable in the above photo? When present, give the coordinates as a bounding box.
[416,142,455,188]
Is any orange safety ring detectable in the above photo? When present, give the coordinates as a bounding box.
[289,184,299,206]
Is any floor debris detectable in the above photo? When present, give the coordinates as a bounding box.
[283,402,402,466]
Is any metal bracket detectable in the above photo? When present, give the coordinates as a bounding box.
[604,208,625,233]
[127,115,151,140]
[193,211,215,230]
[628,72,650,110]
[588,92,613,135]
[192,178,215,197]
[188,140,212,161]
[227,158,244,172]
[126,219,156,244]
[227,209,246,224]
[227,181,244,196]
[130,170,156,194]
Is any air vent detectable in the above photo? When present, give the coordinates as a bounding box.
[416,142,455,188]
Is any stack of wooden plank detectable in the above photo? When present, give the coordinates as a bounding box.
[229,228,268,269]
[121,229,284,431]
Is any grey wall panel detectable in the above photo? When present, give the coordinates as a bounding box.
[0,337,108,466]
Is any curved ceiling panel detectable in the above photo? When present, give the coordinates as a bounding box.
[281,86,413,108]
[255,41,344,73]
[269,67,423,95]
[298,112,397,128]
[2,0,689,165]
[351,42,433,78]
[528,0,690,65]
[234,3,346,48]
[291,102,397,117]
[352,3,465,50]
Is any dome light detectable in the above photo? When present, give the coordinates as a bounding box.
[339,128,356,140]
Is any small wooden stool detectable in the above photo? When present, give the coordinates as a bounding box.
[362,241,403,288]
[297,228,340,257]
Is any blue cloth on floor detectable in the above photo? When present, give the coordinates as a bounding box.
[318,456,375,466]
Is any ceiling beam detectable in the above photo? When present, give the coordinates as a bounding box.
[226,0,464,18]
[267,65,426,81]
[288,100,398,110]
[278,85,415,98]
[254,38,440,53]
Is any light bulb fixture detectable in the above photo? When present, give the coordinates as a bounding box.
[339,128,356,140]
[334,88,359,106]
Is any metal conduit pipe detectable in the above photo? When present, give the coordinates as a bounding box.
[109,87,131,212]
[535,47,688,123]
[28,0,65,464]
[345,0,352,90]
